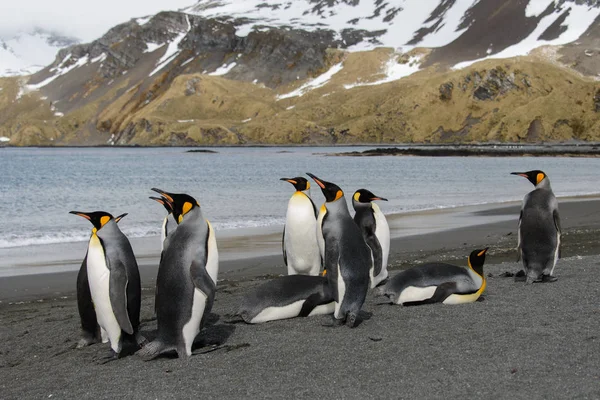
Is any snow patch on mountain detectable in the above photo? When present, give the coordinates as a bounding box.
[344,55,422,89]
[0,30,79,77]
[149,15,191,76]
[277,62,344,100]
[454,1,600,69]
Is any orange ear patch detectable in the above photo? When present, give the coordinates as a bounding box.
[334,190,344,201]
[536,173,545,185]
[353,192,361,201]
[100,215,111,227]
[182,201,193,215]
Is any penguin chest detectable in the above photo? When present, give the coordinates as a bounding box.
[86,235,121,349]
[372,204,390,274]
[285,196,319,272]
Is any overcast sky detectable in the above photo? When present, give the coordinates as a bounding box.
[0,0,195,41]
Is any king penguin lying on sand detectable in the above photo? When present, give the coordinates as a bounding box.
[378,248,488,306]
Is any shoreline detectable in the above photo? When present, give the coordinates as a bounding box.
[2,195,600,302]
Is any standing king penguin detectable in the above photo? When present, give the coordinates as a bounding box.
[138,189,218,360]
[76,213,127,348]
[280,177,321,276]
[352,189,390,288]
[512,170,561,284]
[70,211,144,358]
[379,248,488,305]
[307,173,371,327]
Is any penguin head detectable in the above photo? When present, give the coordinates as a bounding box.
[306,173,344,202]
[280,177,310,192]
[151,188,199,223]
[511,170,547,187]
[468,248,488,276]
[69,211,122,232]
[353,189,388,204]
[149,196,173,213]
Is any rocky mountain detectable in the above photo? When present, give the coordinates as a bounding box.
[1,0,600,146]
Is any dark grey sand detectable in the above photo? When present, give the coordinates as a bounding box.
[1,199,600,399]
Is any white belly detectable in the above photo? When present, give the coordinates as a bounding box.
[181,289,207,356]
[87,235,122,353]
[334,262,345,319]
[249,299,335,323]
[397,286,437,305]
[372,204,390,286]
[284,196,320,275]
[443,291,481,305]
[316,207,326,262]
[205,221,219,284]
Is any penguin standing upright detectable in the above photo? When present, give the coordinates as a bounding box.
[307,173,371,327]
[352,189,390,288]
[512,170,562,284]
[138,188,218,360]
[76,213,127,348]
[70,211,144,358]
[280,177,321,276]
[379,248,488,305]
[149,196,177,250]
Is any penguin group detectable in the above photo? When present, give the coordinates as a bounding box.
[71,169,561,360]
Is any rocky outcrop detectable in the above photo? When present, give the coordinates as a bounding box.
[472,67,519,101]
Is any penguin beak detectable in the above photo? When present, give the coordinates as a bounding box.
[69,211,91,220]
[371,197,388,201]
[477,248,489,257]
[510,172,528,178]
[150,188,174,203]
[280,178,297,185]
[306,173,325,189]
[114,213,128,223]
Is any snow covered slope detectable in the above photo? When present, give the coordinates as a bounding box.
[0,30,79,77]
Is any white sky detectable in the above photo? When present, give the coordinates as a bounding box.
[0,0,194,41]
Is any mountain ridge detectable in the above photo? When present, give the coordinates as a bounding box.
[1,0,600,146]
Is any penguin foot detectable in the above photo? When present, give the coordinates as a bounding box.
[77,334,98,349]
[541,275,558,283]
[137,340,173,361]
[346,313,358,328]
[321,316,344,328]
[135,332,148,347]
[514,270,526,282]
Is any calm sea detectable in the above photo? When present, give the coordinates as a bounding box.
[1,146,599,249]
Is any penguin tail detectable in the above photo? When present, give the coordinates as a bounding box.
[136,340,171,361]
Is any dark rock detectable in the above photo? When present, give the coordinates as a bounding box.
[526,118,544,141]
[594,88,600,112]
[472,67,519,101]
[439,82,454,101]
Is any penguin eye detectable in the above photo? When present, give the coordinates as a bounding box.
[536,173,545,185]
[100,216,111,227]
[182,201,193,215]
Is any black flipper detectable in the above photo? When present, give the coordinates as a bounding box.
[107,254,134,335]
[517,210,523,262]
[76,255,100,345]
[298,291,334,317]
[282,226,287,267]
[403,282,458,306]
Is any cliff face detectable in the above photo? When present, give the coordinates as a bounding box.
[1,0,600,146]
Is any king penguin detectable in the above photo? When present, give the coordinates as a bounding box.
[280,177,321,276]
[512,170,562,284]
[307,173,371,327]
[238,275,335,324]
[138,188,218,360]
[149,196,177,251]
[76,213,127,348]
[70,211,144,358]
[352,189,390,288]
[378,248,488,305]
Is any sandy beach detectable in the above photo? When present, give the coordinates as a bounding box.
[1,197,599,398]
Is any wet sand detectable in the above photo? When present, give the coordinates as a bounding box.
[0,198,599,398]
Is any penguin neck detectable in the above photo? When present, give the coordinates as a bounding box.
[352,200,371,213]
[468,257,484,278]
[95,220,121,240]
[325,197,351,217]
[535,178,552,191]
[180,206,204,225]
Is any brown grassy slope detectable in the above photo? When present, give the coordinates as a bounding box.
[2,48,600,145]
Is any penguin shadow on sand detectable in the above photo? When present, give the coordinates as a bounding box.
[137,312,237,360]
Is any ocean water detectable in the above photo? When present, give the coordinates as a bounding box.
[1,146,599,249]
